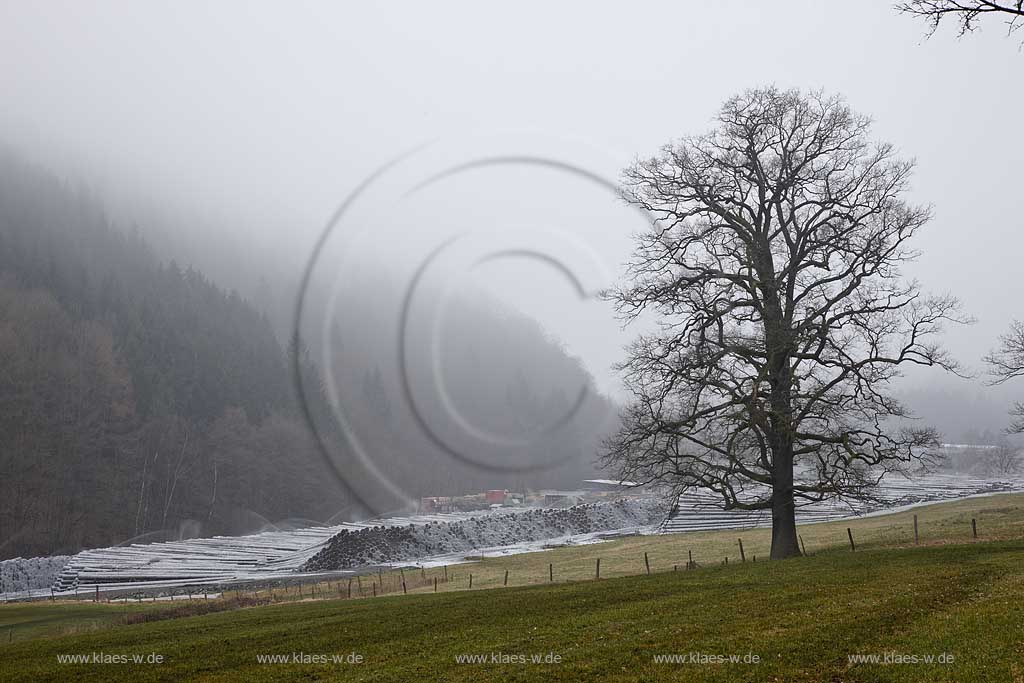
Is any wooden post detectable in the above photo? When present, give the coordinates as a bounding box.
[347,578,352,599]
[595,558,601,579]
[799,535,807,556]
[357,576,363,594]
[469,573,473,589]
[95,585,99,602]
[847,527,856,551]
[644,552,651,575]
[972,518,977,539]
[503,569,509,587]
[402,579,407,595]
[433,577,438,593]
[444,565,448,582]
[738,539,746,563]
[688,549,694,569]
[372,583,377,598]
[913,514,919,545]
[549,563,553,582]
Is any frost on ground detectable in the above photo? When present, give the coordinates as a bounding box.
[1,555,71,594]
[304,498,667,571]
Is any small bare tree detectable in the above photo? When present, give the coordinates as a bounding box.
[989,440,1023,474]
[984,321,1024,432]
[898,1,1024,37]
[604,88,966,559]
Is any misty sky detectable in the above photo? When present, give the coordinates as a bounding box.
[2,1,1022,407]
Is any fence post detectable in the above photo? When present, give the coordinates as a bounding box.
[595,558,601,579]
[644,552,650,575]
[469,573,473,589]
[433,577,437,593]
[688,549,694,570]
[402,579,407,595]
[549,563,553,582]
[847,527,856,552]
[444,565,448,582]
[914,514,919,545]
[972,518,977,539]
[503,570,509,587]
[348,578,352,599]
[799,535,807,556]
[738,539,746,563]
[373,583,377,598]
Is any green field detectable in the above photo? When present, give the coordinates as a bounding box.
[2,494,1024,682]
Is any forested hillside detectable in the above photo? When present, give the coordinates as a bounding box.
[0,151,620,560]
[0,152,345,559]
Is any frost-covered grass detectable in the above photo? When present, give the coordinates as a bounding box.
[2,540,1024,682]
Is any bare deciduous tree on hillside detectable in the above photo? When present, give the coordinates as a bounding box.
[603,88,967,559]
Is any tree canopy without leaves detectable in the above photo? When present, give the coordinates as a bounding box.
[898,1,1024,36]
[604,88,966,559]
[984,320,1024,432]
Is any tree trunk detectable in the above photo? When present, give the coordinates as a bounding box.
[770,449,802,559]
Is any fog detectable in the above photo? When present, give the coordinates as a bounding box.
[2,1,1022,428]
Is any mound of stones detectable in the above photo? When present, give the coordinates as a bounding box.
[304,499,666,572]
[1,555,71,594]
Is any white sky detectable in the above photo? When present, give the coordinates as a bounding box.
[1,1,1021,401]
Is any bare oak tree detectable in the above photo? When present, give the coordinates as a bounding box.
[604,88,965,559]
[898,0,1024,36]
